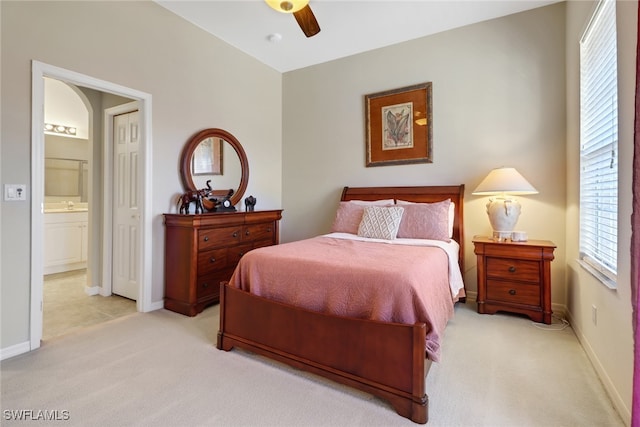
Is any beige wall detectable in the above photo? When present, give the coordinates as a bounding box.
[282,3,568,303]
[565,1,635,423]
[0,1,282,349]
[1,0,635,423]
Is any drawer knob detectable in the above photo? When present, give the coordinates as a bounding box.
[203,236,209,242]
[267,228,272,232]
[203,282,209,288]
[233,232,238,238]
[245,230,250,236]
[508,266,516,273]
[209,257,216,263]
[509,289,516,295]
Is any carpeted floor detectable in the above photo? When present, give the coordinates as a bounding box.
[1,301,626,426]
[43,270,137,340]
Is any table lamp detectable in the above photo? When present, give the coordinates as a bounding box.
[472,167,538,240]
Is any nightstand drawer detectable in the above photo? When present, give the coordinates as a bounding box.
[486,280,540,306]
[486,257,540,283]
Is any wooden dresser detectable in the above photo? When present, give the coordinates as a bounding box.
[473,236,556,324]
[163,210,283,316]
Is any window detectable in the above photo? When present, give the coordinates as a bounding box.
[579,0,618,286]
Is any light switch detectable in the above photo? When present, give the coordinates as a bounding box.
[4,184,27,201]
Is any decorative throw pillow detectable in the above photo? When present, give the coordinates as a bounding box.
[396,199,451,241]
[357,206,405,240]
[330,200,395,234]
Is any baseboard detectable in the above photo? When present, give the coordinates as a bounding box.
[566,310,631,426]
[1,341,31,361]
[465,290,477,302]
[43,263,87,275]
[148,300,164,312]
[84,286,100,296]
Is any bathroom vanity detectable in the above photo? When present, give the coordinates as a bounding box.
[43,207,88,275]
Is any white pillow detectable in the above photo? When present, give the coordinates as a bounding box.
[396,199,455,238]
[357,206,405,240]
[349,199,395,206]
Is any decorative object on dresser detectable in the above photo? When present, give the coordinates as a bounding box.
[218,185,465,424]
[472,167,538,241]
[473,236,556,324]
[244,195,257,212]
[164,210,282,316]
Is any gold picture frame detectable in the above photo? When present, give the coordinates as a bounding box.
[192,137,223,175]
[365,82,433,167]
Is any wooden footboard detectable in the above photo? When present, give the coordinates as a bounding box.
[217,283,431,424]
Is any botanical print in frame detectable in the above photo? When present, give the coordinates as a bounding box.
[365,82,433,167]
[192,137,223,175]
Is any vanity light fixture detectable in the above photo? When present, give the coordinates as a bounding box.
[472,167,538,240]
[44,123,76,136]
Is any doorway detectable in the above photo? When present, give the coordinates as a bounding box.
[41,78,138,340]
[30,61,154,350]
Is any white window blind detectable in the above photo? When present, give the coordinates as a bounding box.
[579,0,618,284]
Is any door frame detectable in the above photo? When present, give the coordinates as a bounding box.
[30,60,154,350]
[101,102,140,299]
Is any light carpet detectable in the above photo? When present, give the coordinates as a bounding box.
[1,302,624,426]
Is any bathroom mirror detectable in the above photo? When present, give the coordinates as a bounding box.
[45,158,89,201]
[180,128,248,208]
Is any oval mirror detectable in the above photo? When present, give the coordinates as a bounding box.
[180,128,248,208]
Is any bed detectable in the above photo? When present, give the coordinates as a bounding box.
[217,185,465,424]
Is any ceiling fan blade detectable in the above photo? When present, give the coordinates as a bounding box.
[293,5,320,38]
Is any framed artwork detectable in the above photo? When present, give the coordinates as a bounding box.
[192,137,223,175]
[365,82,433,167]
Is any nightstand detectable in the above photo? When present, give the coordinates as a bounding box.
[473,236,556,324]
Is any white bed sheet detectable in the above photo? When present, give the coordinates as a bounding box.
[322,232,465,299]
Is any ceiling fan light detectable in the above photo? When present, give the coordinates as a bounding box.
[265,0,309,14]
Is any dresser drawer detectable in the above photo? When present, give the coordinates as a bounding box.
[242,223,275,243]
[486,257,540,283]
[199,226,242,250]
[197,248,228,276]
[227,244,253,264]
[196,273,228,301]
[486,280,540,306]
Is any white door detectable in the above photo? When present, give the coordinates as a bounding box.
[112,110,140,300]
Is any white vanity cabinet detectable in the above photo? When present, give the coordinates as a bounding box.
[44,211,88,274]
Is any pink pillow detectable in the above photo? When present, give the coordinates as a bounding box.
[331,202,366,234]
[396,199,451,241]
[331,201,394,234]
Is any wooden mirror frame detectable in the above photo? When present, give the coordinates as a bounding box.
[180,128,249,207]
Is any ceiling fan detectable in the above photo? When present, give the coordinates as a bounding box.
[265,0,321,38]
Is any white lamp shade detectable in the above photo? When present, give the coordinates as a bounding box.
[265,0,309,13]
[472,167,538,196]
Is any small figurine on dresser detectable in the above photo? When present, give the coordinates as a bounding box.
[177,187,211,214]
[244,195,257,212]
[215,189,236,212]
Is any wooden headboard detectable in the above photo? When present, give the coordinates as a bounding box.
[341,185,465,274]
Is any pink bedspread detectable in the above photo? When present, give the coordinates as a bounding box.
[228,236,456,362]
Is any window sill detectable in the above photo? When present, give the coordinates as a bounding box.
[577,259,617,290]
